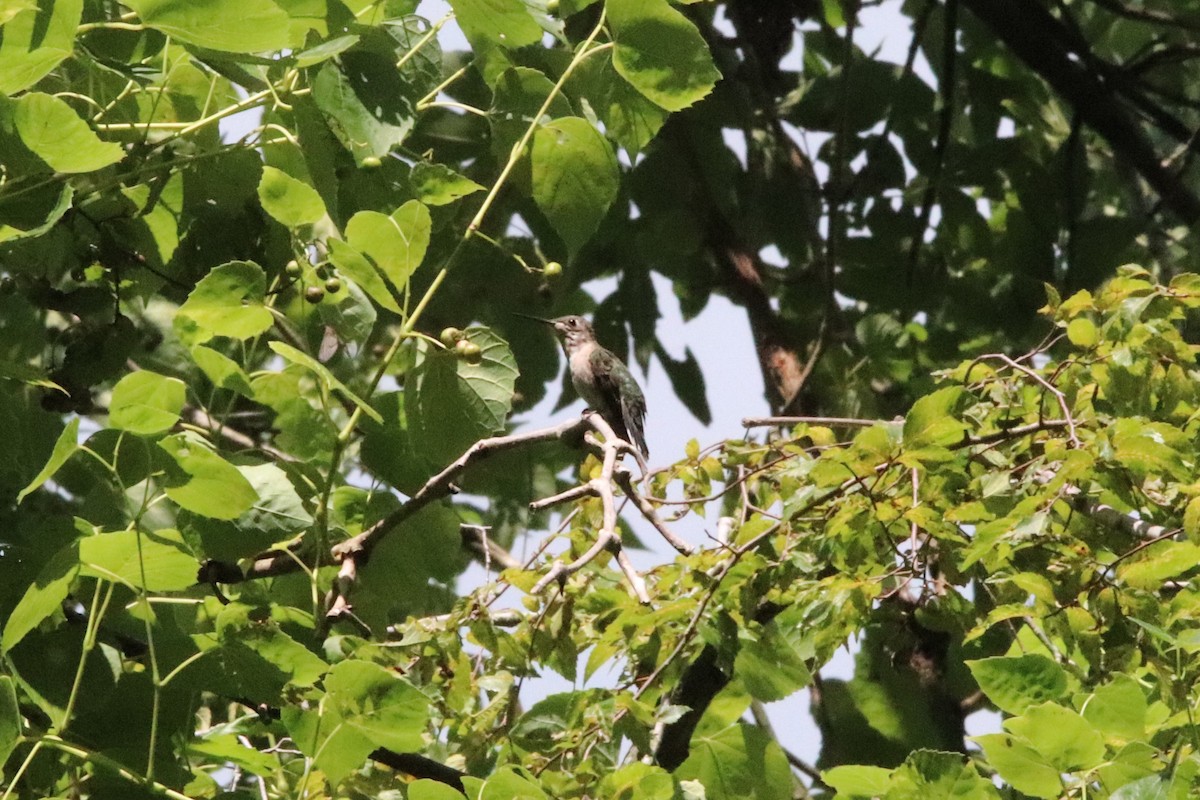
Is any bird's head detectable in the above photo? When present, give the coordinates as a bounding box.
[516,313,596,349]
[549,315,595,348]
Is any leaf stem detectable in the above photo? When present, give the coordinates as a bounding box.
[31,736,198,800]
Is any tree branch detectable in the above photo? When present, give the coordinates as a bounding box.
[961,0,1200,222]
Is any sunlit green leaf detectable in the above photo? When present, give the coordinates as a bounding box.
[268,341,384,424]
[123,0,292,53]
[176,261,273,345]
[258,166,326,227]
[0,0,82,94]
[1,543,79,652]
[17,417,79,503]
[12,93,124,174]
[344,200,432,292]
[79,528,197,591]
[608,0,720,112]
[973,734,1062,798]
[158,433,259,520]
[108,371,186,435]
[448,0,542,50]
[967,654,1068,715]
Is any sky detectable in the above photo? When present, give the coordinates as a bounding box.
[218,0,997,775]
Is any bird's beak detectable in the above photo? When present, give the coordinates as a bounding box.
[513,312,556,326]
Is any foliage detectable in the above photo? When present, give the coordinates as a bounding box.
[4,0,1200,799]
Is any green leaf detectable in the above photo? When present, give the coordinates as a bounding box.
[328,239,403,314]
[1183,496,1200,544]
[109,371,187,435]
[479,765,549,800]
[1118,541,1200,590]
[406,326,519,468]
[607,0,720,112]
[822,764,892,797]
[257,166,326,227]
[191,345,254,396]
[2,542,79,652]
[656,344,711,425]
[268,341,384,424]
[1004,703,1105,772]
[410,778,470,800]
[17,417,79,503]
[158,433,259,520]
[597,763,675,800]
[13,93,124,174]
[1083,674,1147,741]
[325,659,429,751]
[176,261,273,345]
[1111,419,1189,481]
[0,675,19,766]
[344,200,432,292]
[311,55,414,164]
[185,462,314,560]
[0,0,82,95]
[288,659,429,785]
[1066,317,1098,347]
[888,749,1000,799]
[490,67,574,162]
[570,51,667,157]
[0,182,73,243]
[967,654,1067,715]
[677,723,792,800]
[735,626,812,702]
[123,0,292,53]
[410,162,485,206]
[79,528,197,591]
[1110,775,1170,800]
[531,117,619,254]
[903,386,968,447]
[189,609,328,704]
[447,0,542,50]
[972,734,1062,798]
[295,33,360,68]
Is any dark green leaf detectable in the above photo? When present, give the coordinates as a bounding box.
[531,116,619,254]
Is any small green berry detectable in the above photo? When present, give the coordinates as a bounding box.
[543,261,562,278]
[457,340,482,364]
[324,276,342,293]
[285,260,302,278]
[304,285,325,304]
[440,327,464,347]
[361,155,383,168]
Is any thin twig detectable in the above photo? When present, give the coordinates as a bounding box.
[742,415,883,428]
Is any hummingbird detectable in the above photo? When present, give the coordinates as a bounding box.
[520,314,648,457]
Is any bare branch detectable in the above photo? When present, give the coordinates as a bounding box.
[334,416,592,562]
[742,415,886,428]
[614,468,694,555]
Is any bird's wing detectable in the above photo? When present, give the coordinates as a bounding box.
[590,348,648,456]
[620,387,648,457]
